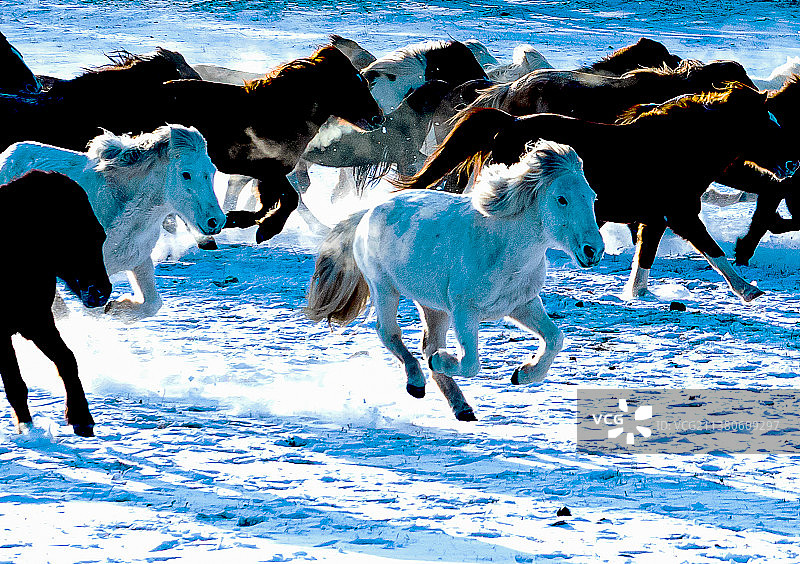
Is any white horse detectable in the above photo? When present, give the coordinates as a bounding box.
[305,140,604,420]
[486,44,553,83]
[0,125,225,320]
[753,55,800,90]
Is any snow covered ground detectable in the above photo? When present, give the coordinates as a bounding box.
[2,1,800,562]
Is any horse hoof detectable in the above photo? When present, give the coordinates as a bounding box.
[743,287,765,303]
[406,383,426,399]
[511,368,520,385]
[15,421,34,435]
[197,237,218,251]
[456,408,477,422]
[72,424,95,437]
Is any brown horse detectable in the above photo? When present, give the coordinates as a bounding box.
[733,75,800,264]
[401,84,783,302]
[466,59,755,121]
[0,31,41,93]
[1,171,111,437]
[577,37,681,76]
[0,45,383,243]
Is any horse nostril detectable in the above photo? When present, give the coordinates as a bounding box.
[584,245,596,260]
[208,218,218,229]
[371,114,384,126]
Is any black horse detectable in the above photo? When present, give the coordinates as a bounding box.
[1,171,111,437]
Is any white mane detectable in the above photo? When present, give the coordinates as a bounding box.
[88,125,207,178]
[363,40,452,77]
[472,139,583,218]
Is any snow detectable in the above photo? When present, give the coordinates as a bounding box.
[2,1,800,562]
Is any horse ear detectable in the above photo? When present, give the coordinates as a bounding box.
[168,125,202,153]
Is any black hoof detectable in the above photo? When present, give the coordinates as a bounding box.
[72,424,95,437]
[456,408,477,422]
[511,368,520,385]
[406,383,426,399]
[428,356,435,371]
[197,237,218,251]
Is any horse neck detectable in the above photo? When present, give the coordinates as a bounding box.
[99,165,169,220]
[484,203,549,266]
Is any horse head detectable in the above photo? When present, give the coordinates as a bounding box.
[688,60,756,90]
[472,139,604,268]
[163,125,226,236]
[316,45,383,131]
[0,32,42,94]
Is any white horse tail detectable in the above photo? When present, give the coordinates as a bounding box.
[305,210,370,325]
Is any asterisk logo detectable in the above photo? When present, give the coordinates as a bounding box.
[608,398,652,445]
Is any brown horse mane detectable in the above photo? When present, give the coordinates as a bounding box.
[243,45,343,95]
[622,58,702,78]
[616,82,756,125]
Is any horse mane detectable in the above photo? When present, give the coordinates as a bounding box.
[622,58,702,78]
[472,139,583,218]
[585,38,679,74]
[773,72,800,95]
[87,124,206,176]
[616,82,755,125]
[362,40,453,77]
[243,45,343,94]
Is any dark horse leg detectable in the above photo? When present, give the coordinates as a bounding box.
[22,321,94,437]
[0,336,32,432]
[225,175,300,244]
[668,213,763,302]
[735,192,783,266]
[624,220,666,298]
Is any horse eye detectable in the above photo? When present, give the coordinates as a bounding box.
[558,196,568,206]
[182,172,191,180]
[387,74,397,82]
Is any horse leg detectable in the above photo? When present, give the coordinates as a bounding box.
[294,194,330,235]
[23,321,94,436]
[508,296,564,385]
[623,220,666,299]
[223,174,255,212]
[429,308,481,379]
[0,336,32,432]
[52,291,70,320]
[735,193,783,266]
[370,282,427,398]
[670,214,763,302]
[226,176,300,244]
[418,305,476,421]
[104,259,162,320]
[331,168,357,203]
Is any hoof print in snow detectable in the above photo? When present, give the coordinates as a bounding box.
[669,301,686,312]
[276,436,308,447]
[237,515,266,527]
[557,506,572,517]
[212,275,239,287]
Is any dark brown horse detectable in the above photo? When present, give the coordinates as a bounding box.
[430,39,693,145]
[0,45,383,243]
[577,37,682,76]
[1,171,111,437]
[401,84,783,302]
[466,59,755,121]
[733,75,800,264]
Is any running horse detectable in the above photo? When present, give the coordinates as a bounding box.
[400,83,783,302]
[0,44,383,243]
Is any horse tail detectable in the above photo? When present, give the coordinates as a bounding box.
[395,108,517,192]
[305,210,370,325]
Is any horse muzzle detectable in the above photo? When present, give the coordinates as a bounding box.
[576,243,605,268]
[202,214,226,235]
[354,113,385,132]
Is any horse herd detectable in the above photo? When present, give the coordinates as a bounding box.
[0,32,798,430]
